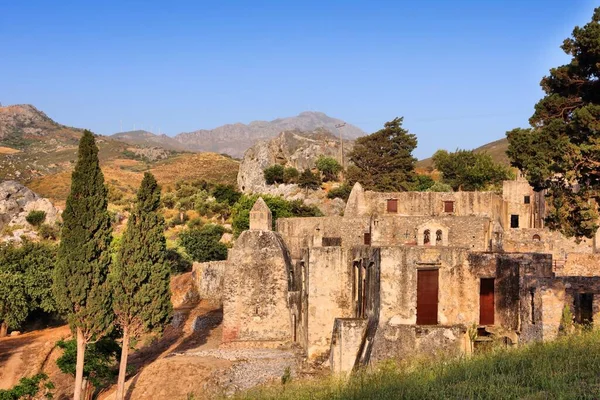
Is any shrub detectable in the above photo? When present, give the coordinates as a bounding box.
[162,192,177,209]
[298,169,322,190]
[179,224,227,262]
[327,184,352,201]
[0,373,52,400]
[315,156,342,181]
[38,223,59,240]
[167,213,189,228]
[426,182,453,192]
[25,210,46,227]
[411,174,436,191]
[187,217,204,229]
[264,165,285,185]
[283,167,300,184]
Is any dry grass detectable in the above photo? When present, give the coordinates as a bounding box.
[0,146,20,154]
[28,152,239,205]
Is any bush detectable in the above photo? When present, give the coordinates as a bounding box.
[167,213,189,228]
[298,169,322,190]
[231,195,323,236]
[411,174,436,191]
[212,184,242,206]
[426,182,453,192]
[25,210,46,227]
[283,167,300,184]
[187,217,204,229]
[264,165,285,185]
[0,373,52,400]
[327,184,352,201]
[38,224,59,240]
[316,156,342,182]
[179,224,227,262]
[166,248,193,274]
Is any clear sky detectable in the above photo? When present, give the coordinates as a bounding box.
[1,0,597,159]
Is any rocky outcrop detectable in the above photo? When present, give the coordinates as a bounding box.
[0,181,61,240]
[237,128,353,194]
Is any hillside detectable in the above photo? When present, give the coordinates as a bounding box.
[111,130,187,151]
[0,104,239,205]
[417,137,510,170]
[112,111,365,158]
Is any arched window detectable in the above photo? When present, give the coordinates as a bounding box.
[424,229,431,245]
[436,230,443,244]
[532,234,541,242]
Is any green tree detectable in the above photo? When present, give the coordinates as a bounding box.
[53,130,114,400]
[315,156,342,182]
[111,173,172,400]
[426,182,454,192]
[506,8,600,239]
[231,194,323,236]
[432,149,512,191]
[283,167,300,184]
[0,241,56,337]
[349,117,417,191]
[179,224,227,262]
[410,174,436,191]
[327,183,353,201]
[298,169,322,190]
[264,165,285,185]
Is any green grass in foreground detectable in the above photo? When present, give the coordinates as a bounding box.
[239,330,600,400]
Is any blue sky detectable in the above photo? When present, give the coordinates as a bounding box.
[1,0,597,158]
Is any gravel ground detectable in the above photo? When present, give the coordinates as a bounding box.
[171,348,299,396]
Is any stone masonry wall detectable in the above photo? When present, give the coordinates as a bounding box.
[192,261,227,306]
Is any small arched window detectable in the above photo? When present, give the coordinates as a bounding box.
[436,230,443,244]
[532,234,541,242]
[424,229,431,245]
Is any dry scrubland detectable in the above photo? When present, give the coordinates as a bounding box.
[29,153,239,207]
[240,330,600,400]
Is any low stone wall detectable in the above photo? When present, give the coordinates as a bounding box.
[192,261,227,306]
[371,324,468,363]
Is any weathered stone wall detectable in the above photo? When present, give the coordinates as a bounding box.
[371,324,469,363]
[222,230,293,343]
[372,216,492,250]
[305,246,354,358]
[363,191,504,220]
[330,318,368,375]
[556,253,600,276]
[503,228,593,260]
[502,179,537,229]
[276,216,369,259]
[192,261,227,306]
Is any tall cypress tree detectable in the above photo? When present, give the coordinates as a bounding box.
[112,172,172,400]
[53,130,114,400]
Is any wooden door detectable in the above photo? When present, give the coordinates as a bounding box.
[417,269,439,325]
[480,278,495,325]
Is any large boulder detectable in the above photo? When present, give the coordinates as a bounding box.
[237,128,353,194]
[0,180,61,236]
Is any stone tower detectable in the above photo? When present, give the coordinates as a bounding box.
[249,197,272,231]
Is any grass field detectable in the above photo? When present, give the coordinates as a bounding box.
[240,330,600,400]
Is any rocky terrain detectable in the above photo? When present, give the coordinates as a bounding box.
[0,180,60,242]
[113,111,365,158]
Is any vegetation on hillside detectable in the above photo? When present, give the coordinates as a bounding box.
[241,330,600,400]
[179,224,228,262]
[507,7,600,239]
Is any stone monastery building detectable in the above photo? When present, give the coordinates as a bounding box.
[195,176,600,374]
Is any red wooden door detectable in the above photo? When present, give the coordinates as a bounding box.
[417,269,439,325]
[480,278,495,325]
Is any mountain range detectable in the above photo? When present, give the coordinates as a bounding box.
[111,111,366,158]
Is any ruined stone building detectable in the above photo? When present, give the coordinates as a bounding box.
[195,177,600,374]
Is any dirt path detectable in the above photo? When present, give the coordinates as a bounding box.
[0,325,70,389]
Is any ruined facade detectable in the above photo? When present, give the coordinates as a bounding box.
[195,176,600,374]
